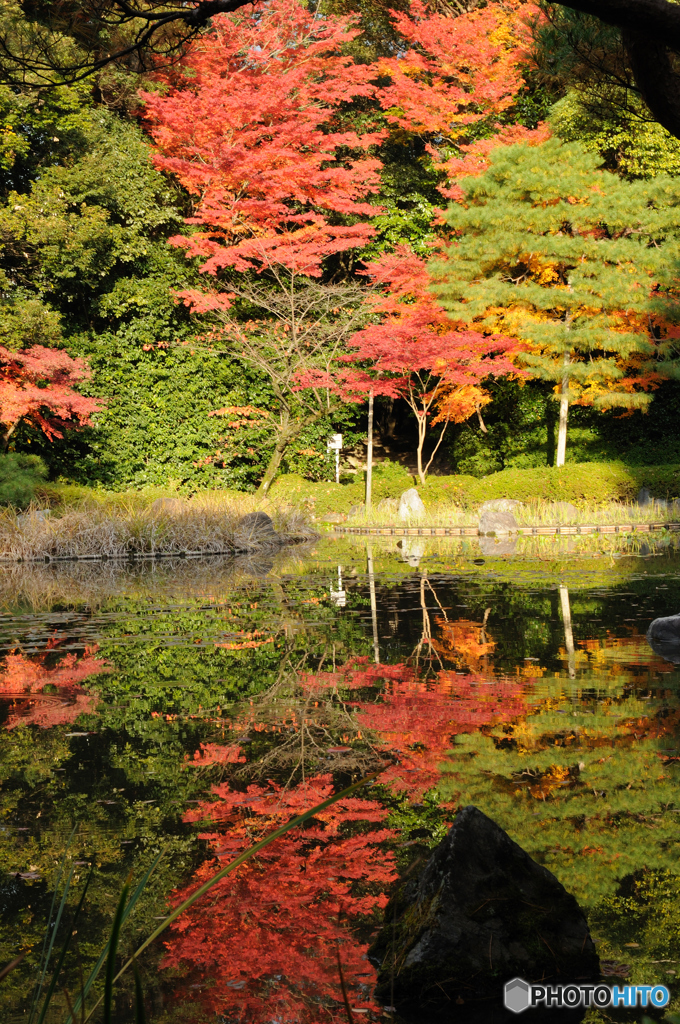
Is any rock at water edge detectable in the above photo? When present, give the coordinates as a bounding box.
[478,499,522,515]
[478,509,518,536]
[546,501,579,520]
[647,613,680,664]
[233,511,278,551]
[399,488,425,519]
[369,805,599,1020]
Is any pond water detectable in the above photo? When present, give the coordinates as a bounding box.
[3,534,680,1023]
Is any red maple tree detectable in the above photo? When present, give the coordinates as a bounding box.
[142,0,384,284]
[378,0,549,193]
[0,344,101,449]
[344,248,521,484]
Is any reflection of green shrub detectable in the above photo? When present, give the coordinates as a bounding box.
[0,453,47,507]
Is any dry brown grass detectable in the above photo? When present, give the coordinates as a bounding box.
[0,492,316,563]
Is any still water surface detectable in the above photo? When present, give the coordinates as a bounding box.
[2,534,680,1023]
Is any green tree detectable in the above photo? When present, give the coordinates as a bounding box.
[432,138,680,466]
[550,88,680,179]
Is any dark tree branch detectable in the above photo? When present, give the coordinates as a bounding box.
[621,28,680,138]
[551,0,680,138]
[553,0,680,50]
[0,0,260,86]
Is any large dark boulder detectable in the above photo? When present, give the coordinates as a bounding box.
[369,806,598,1021]
[233,511,278,551]
[647,613,680,663]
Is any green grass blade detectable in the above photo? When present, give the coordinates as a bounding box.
[133,962,146,1024]
[103,878,131,1024]
[30,829,76,1024]
[64,851,164,1024]
[36,870,92,1024]
[82,774,376,1024]
[31,864,75,1024]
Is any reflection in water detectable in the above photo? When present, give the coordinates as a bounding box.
[559,584,576,679]
[2,534,680,1020]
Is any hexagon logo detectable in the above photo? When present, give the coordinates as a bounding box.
[504,977,531,1014]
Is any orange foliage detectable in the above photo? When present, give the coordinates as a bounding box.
[430,616,496,673]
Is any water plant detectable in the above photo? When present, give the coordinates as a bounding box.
[1,776,374,1023]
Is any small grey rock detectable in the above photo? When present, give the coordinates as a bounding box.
[348,504,365,518]
[369,805,599,1019]
[17,508,51,529]
[398,488,426,519]
[478,509,518,535]
[150,497,184,514]
[478,498,522,514]
[321,513,345,524]
[637,487,652,506]
[376,497,399,514]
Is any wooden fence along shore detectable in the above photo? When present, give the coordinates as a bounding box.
[331,522,680,537]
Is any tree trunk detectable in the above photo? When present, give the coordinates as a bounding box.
[555,353,570,468]
[416,412,427,487]
[257,412,297,495]
[257,405,337,494]
[559,584,576,679]
[257,436,291,495]
[366,541,380,665]
[365,390,374,511]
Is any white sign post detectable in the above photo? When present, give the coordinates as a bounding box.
[327,433,342,484]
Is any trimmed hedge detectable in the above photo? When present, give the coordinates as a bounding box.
[419,463,680,507]
[272,462,680,516]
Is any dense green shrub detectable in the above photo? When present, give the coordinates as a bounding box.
[421,463,680,508]
[0,453,47,507]
[272,461,680,518]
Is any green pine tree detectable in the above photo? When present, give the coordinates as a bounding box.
[432,138,680,466]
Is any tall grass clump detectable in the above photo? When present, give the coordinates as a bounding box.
[0,493,316,562]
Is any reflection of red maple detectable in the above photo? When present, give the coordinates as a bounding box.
[431,617,496,674]
[0,650,109,729]
[303,659,526,800]
[162,776,397,1022]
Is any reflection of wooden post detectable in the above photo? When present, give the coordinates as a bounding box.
[559,584,576,679]
[367,542,380,664]
[366,390,374,512]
